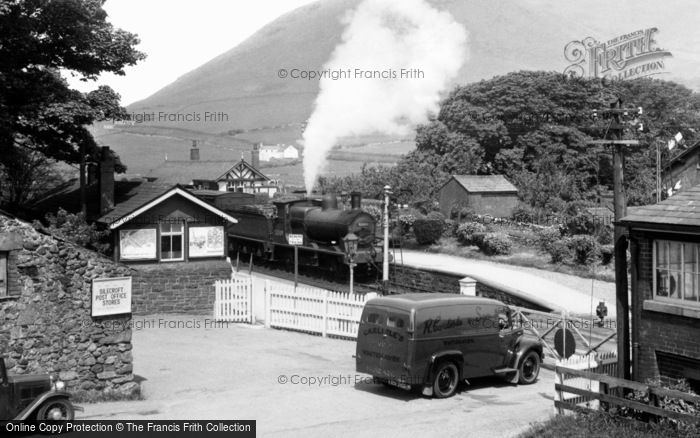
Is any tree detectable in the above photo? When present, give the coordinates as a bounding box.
[0,0,144,211]
[0,147,64,210]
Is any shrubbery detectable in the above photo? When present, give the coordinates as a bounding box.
[600,244,614,265]
[456,222,487,245]
[565,212,597,235]
[35,208,110,254]
[442,218,456,237]
[537,227,562,253]
[568,234,600,265]
[398,214,417,235]
[548,239,572,264]
[362,205,382,224]
[412,217,444,245]
[478,232,513,255]
[511,204,535,223]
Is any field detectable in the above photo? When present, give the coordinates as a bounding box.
[91,123,408,186]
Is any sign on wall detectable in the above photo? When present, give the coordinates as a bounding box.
[119,229,157,260]
[188,226,224,258]
[92,276,132,317]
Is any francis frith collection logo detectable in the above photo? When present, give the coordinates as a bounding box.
[564,28,672,80]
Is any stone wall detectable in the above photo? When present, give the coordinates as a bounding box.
[0,215,138,399]
[131,260,232,314]
[389,264,552,311]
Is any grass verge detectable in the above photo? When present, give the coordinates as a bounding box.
[518,411,698,438]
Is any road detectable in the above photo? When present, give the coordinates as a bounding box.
[79,315,556,438]
[398,250,617,318]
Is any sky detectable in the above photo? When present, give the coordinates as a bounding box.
[65,0,317,105]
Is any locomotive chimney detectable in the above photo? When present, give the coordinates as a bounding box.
[321,193,338,211]
[350,191,362,210]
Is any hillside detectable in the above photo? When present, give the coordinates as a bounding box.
[96,0,700,180]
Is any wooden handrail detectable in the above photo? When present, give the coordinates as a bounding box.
[556,365,700,404]
[555,383,700,424]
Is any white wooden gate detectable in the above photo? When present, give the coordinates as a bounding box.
[214,274,253,323]
[264,279,374,339]
[554,351,617,410]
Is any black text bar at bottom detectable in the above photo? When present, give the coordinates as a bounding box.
[4,420,256,437]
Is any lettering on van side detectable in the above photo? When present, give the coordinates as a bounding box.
[423,317,463,334]
[362,326,404,342]
[361,350,401,362]
[443,338,475,346]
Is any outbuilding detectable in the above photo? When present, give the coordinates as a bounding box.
[438,175,519,218]
[620,186,700,391]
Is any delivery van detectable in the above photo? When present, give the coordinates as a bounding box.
[355,293,543,398]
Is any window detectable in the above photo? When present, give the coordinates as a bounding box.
[0,252,7,297]
[160,222,184,261]
[654,240,700,306]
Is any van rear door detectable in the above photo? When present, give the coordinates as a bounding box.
[356,306,410,381]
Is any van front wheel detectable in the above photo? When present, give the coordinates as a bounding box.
[432,361,459,398]
[518,351,540,384]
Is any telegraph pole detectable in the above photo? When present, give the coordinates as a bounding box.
[588,98,638,380]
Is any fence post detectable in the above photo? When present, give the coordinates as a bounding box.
[322,289,328,337]
[248,276,253,324]
[554,366,563,414]
[265,279,271,329]
[599,381,609,411]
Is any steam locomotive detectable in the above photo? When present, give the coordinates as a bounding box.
[226,192,385,275]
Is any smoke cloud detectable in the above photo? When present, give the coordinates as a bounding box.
[301,0,468,193]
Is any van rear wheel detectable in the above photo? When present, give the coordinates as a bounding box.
[518,351,541,384]
[432,361,459,398]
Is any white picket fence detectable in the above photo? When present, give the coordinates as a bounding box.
[265,280,375,339]
[213,274,375,339]
[214,274,253,323]
[554,351,618,410]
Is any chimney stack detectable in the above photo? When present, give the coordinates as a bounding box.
[99,146,115,215]
[190,140,200,161]
[252,143,260,168]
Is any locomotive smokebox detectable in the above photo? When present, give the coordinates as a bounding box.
[321,193,338,211]
[350,191,362,210]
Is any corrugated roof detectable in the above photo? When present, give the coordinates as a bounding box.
[620,185,700,227]
[96,182,175,224]
[450,175,518,193]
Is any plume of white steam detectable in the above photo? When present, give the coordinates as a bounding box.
[302,0,468,193]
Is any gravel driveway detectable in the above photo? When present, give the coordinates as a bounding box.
[79,315,556,438]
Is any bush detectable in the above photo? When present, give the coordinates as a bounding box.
[427,211,446,222]
[442,218,456,237]
[568,234,600,265]
[537,227,562,253]
[467,233,485,250]
[35,208,110,254]
[511,204,535,223]
[596,225,614,245]
[412,217,444,245]
[398,214,417,235]
[455,222,487,245]
[478,232,513,255]
[600,244,614,265]
[362,205,382,224]
[548,239,572,264]
[565,212,597,235]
